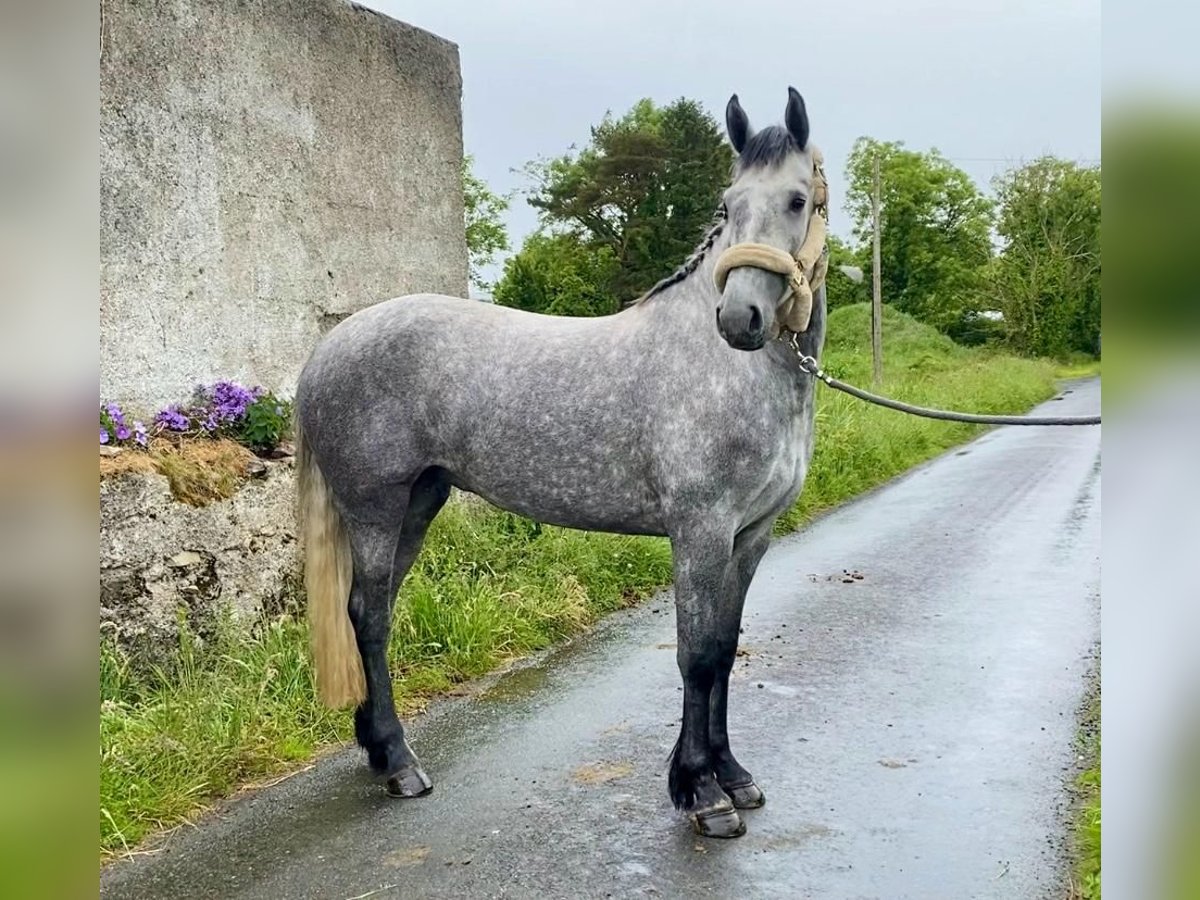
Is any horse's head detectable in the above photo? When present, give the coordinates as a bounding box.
[715,88,824,351]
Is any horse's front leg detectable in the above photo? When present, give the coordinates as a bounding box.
[709,522,773,809]
[668,527,745,838]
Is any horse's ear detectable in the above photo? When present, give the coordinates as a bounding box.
[785,87,809,150]
[726,94,751,154]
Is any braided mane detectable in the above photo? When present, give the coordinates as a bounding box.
[632,210,726,305]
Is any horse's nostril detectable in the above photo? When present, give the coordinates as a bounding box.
[748,305,763,335]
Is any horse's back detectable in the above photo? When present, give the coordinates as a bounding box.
[309,293,625,371]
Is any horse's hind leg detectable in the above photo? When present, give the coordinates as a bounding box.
[709,521,772,809]
[348,467,450,797]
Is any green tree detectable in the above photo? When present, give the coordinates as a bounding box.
[845,138,994,334]
[516,97,733,306]
[491,233,620,317]
[991,157,1101,358]
[463,154,510,292]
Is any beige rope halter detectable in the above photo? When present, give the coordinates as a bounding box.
[712,148,830,335]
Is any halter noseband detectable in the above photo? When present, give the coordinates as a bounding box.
[711,148,830,335]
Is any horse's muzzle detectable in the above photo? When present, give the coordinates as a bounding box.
[716,302,766,351]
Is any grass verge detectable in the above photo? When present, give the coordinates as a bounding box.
[1070,690,1101,898]
[100,304,1061,858]
[1053,351,1102,380]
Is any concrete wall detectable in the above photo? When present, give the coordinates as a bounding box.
[101,0,468,411]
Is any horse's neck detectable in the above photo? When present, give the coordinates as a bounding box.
[636,254,721,338]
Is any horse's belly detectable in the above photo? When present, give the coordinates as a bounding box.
[447,462,667,537]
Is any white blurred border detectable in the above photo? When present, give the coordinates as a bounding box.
[0,1,98,895]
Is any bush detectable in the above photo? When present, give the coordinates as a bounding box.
[234,391,292,452]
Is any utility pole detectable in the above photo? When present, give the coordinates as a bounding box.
[871,154,883,386]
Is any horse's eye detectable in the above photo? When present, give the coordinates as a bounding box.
[789,194,807,212]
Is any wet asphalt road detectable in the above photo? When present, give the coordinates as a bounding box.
[101,379,1101,900]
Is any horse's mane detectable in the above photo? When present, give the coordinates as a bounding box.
[632,126,800,306]
[632,211,727,306]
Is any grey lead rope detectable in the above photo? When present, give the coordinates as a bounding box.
[791,348,1101,426]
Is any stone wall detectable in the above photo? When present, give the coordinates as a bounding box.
[101,0,468,411]
[100,463,300,659]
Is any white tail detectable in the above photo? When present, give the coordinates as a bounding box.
[295,418,366,708]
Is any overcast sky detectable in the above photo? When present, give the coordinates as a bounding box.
[364,0,1101,285]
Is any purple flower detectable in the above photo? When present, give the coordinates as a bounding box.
[206,381,257,423]
[100,427,110,445]
[116,425,131,441]
[133,421,148,447]
[105,403,126,428]
[143,382,278,446]
[155,406,190,432]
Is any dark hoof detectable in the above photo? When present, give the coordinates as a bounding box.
[726,780,765,809]
[386,764,433,798]
[691,803,746,839]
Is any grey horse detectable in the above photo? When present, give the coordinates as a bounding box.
[295,87,826,839]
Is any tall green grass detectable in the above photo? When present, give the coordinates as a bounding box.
[100,304,1061,856]
[1075,758,1101,898]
